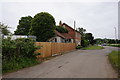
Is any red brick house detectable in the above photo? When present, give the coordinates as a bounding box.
[61,22,81,45]
[48,21,81,46]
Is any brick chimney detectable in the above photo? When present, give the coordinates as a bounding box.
[59,21,62,26]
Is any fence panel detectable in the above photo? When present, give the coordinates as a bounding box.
[35,42,75,58]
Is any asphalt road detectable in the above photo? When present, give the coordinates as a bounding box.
[3,46,119,78]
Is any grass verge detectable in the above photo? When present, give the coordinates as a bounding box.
[108,50,120,77]
[2,58,40,74]
[83,45,104,50]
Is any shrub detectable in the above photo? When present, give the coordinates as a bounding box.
[2,38,40,73]
[81,40,89,47]
[76,45,82,49]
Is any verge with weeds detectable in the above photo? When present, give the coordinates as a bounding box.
[2,38,41,74]
[108,50,120,77]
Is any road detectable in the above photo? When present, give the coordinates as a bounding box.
[3,46,118,78]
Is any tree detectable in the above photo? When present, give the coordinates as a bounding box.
[30,12,56,41]
[85,33,94,45]
[94,38,104,44]
[0,22,10,35]
[77,27,89,47]
[77,27,86,37]
[14,16,32,35]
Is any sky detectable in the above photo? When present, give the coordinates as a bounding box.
[0,0,119,39]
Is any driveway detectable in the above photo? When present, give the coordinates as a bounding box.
[3,46,118,78]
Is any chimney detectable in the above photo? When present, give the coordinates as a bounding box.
[59,21,62,26]
[74,20,76,30]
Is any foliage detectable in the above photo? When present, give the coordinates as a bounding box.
[85,33,94,45]
[95,38,120,44]
[81,39,89,47]
[77,27,95,46]
[77,27,86,37]
[94,38,104,44]
[83,45,104,50]
[14,16,32,35]
[76,45,82,49]
[30,12,56,42]
[108,51,120,76]
[77,27,88,47]
[2,38,41,73]
[0,22,10,35]
[107,44,120,48]
[56,26,68,33]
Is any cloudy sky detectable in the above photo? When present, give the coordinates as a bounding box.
[0,0,119,39]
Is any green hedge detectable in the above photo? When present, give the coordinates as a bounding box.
[2,38,40,73]
[107,44,120,48]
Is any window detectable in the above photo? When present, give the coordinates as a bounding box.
[55,38,57,42]
[69,39,71,42]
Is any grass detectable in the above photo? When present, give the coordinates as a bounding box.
[2,58,40,74]
[107,44,120,48]
[83,45,104,50]
[108,50,120,77]
[2,54,62,74]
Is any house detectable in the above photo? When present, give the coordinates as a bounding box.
[48,21,81,46]
[49,30,74,43]
[62,22,81,45]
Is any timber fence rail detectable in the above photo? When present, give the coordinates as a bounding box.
[35,42,76,58]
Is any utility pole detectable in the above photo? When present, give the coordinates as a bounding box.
[74,21,76,44]
[114,27,117,44]
[74,21,76,30]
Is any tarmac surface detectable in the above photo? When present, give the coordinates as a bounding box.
[3,46,118,78]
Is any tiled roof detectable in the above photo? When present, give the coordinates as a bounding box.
[55,30,72,39]
[61,33,72,39]
[55,30,66,39]
[55,22,81,40]
[62,23,74,30]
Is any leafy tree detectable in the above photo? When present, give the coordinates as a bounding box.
[95,38,120,44]
[77,27,88,47]
[30,12,56,41]
[94,38,104,44]
[0,22,10,35]
[14,16,32,35]
[77,27,86,37]
[85,33,94,45]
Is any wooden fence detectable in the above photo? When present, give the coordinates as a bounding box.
[35,42,76,58]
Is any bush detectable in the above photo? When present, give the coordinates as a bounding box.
[81,39,89,47]
[56,26,68,33]
[76,45,82,49]
[2,38,40,73]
